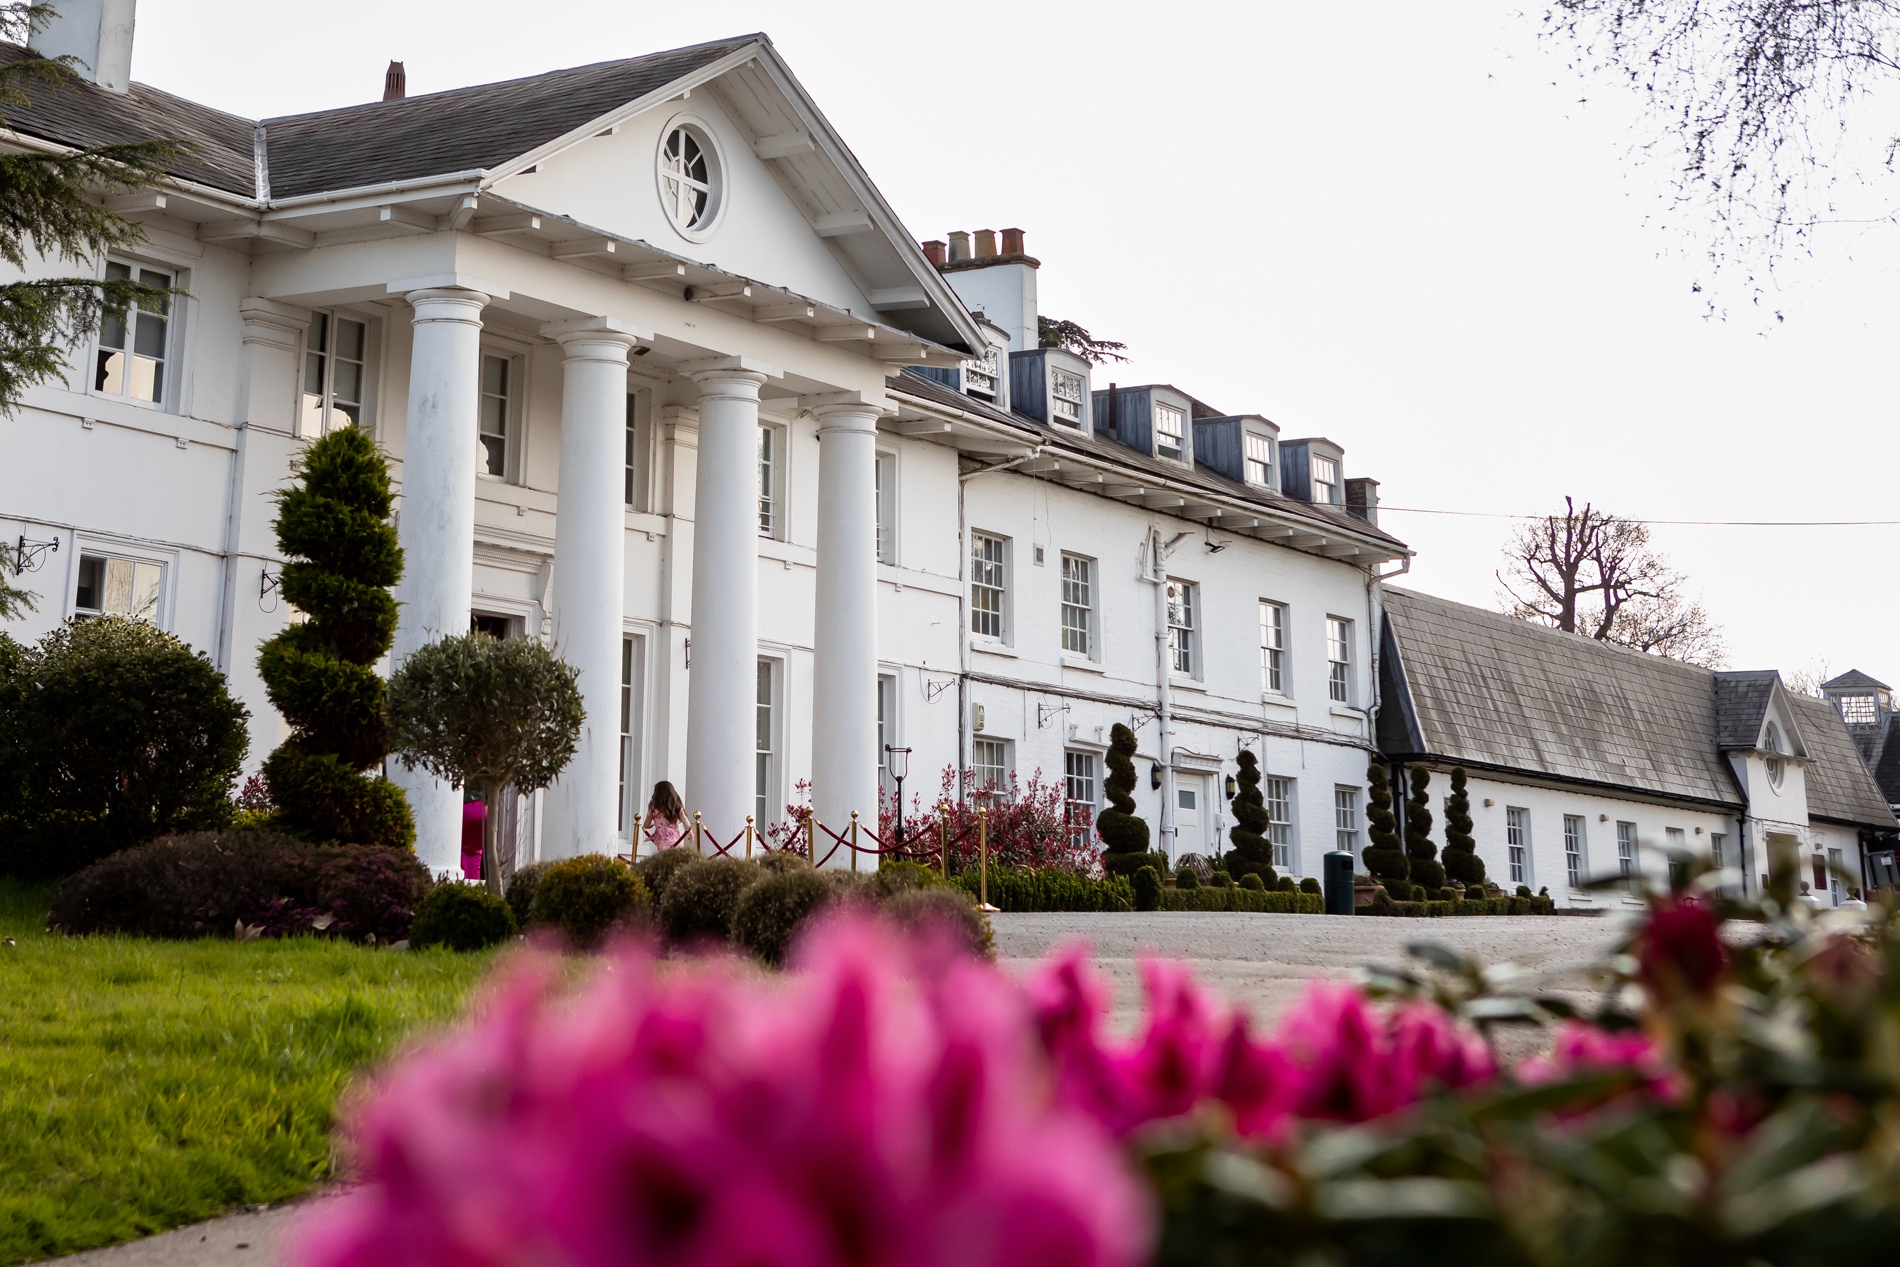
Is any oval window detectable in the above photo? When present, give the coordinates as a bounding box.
[656,119,724,240]
[1764,722,1784,789]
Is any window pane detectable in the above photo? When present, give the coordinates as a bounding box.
[128,562,161,621]
[481,354,508,396]
[1154,403,1185,458]
[1266,777,1294,868]
[332,359,363,407]
[129,355,161,403]
[757,426,775,536]
[75,555,105,612]
[1061,555,1092,655]
[755,660,775,828]
[95,349,124,394]
[971,534,1006,638]
[99,311,127,351]
[334,317,366,361]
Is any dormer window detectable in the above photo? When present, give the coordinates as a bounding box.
[963,347,998,399]
[1154,403,1186,461]
[1050,367,1085,427]
[1840,693,1879,725]
[1244,432,1274,486]
[1311,454,1339,505]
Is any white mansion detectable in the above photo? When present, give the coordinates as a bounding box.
[3,5,1893,899]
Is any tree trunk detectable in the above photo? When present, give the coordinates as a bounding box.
[483,782,505,897]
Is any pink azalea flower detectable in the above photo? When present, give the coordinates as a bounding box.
[1275,984,1494,1123]
[293,916,1151,1267]
[1516,1021,1679,1107]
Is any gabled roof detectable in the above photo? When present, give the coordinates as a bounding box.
[1713,671,1779,750]
[1787,695,1898,829]
[1379,587,1743,807]
[260,37,757,199]
[1823,669,1891,692]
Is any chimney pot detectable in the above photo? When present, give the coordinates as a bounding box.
[922,239,947,267]
[1001,227,1025,255]
[1345,477,1380,527]
[383,60,407,101]
[973,229,998,259]
[947,231,971,264]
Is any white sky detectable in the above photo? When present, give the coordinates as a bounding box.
[132,0,1900,685]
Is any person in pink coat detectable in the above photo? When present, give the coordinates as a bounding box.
[460,799,486,880]
[645,781,687,852]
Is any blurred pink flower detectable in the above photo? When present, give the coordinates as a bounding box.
[1517,1020,1679,1106]
[1276,984,1495,1122]
[293,917,1151,1267]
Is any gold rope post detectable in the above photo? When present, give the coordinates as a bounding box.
[850,811,860,874]
[692,810,703,854]
[745,815,755,859]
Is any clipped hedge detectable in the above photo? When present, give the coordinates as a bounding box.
[531,855,648,948]
[1159,887,1324,914]
[951,865,1133,913]
[1356,894,1558,917]
[409,883,516,951]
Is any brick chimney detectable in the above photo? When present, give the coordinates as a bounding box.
[922,239,947,267]
[947,231,971,264]
[383,60,406,101]
[1345,477,1380,527]
[1001,227,1025,256]
[973,229,998,260]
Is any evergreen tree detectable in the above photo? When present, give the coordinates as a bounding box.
[1097,722,1151,876]
[1404,766,1444,891]
[1441,766,1486,886]
[1362,762,1408,893]
[0,5,176,413]
[258,427,413,849]
[1225,749,1276,886]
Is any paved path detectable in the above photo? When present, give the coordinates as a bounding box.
[31,912,1627,1267]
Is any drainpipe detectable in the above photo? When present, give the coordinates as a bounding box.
[1150,528,1187,862]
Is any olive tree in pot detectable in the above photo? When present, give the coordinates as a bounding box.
[387,632,584,892]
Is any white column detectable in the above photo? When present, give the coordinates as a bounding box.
[540,319,646,860]
[807,394,885,863]
[391,287,488,876]
[682,357,774,845]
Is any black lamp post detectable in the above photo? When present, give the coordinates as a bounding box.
[885,744,912,850]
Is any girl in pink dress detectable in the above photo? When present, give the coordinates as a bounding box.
[645,781,688,852]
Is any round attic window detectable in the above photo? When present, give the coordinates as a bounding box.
[1764,722,1785,789]
[657,117,724,241]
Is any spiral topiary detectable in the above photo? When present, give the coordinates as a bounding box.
[1404,766,1445,890]
[1363,762,1409,896]
[1441,767,1487,887]
[1225,749,1277,887]
[1097,722,1151,877]
[257,427,412,850]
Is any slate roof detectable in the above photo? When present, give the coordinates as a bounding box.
[1713,671,1777,750]
[887,369,1410,552]
[1824,669,1891,692]
[1788,695,1898,828]
[1379,587,1743,806]
[0,35,758,200]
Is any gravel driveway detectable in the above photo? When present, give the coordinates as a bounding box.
[991,911,1631,1033]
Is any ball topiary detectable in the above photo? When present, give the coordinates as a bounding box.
[1299,876,1322,896]
[658,857,760,944]
[636,847,702,905]
[530,855,647,949]
[1240,872,1267,892]
[1097,723,1151,876]
[882,886,992,960]
[1225,750,1277,887]
[1132,865,1162,912]
[731,868,835,965]
[1276,874,1297,893]
[257,427,411,851]
[1175,866,1200,891]
[409,883,516,952]
[505,861,547,929]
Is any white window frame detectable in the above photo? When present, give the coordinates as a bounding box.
[963,346,998,399]
[1243,430,1275,487]
[877,672,899,800]
[299,309,376,438]
[93,258,178,409]
[1665,827,1686,854]
[1334,786,1360,852]
[617,632,647,841]
[477,348,523,482]
[1616,821,1638,876]
[1260,600,1287,695]
[970,531,1009,641]
[1064,749,1098,847]
[1710,832,1727,872]
[1507,806,1531,886]
[971,737,1012,797]
[1167,579,1198,678]
[1327,616,1353,704]
[1311,454,1340,506]
[1060,553,1096,658]
[875,449,898,564]
[71,548,168,626]
[1266,776,1296,870]
[755,657,781,831]
[757,422,786,539]
[1153,402,1187,461]
[625,389,654,512]
[1839,694,1878,725]
[1049,366,1085,428]
[1828,846,1844,905]
[1564,814,1586,888]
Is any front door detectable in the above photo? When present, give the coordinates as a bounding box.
[1177,782,1202,859]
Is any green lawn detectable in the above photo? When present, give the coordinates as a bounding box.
[0,878,494,1265]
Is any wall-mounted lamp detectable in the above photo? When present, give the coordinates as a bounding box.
[14,535,58,572]
[1151,762,1163,791]
[1600,814,1610,823]
[1483,798,1495,808]
[1224,774,1237,801]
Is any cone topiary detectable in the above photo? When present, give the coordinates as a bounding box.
[257,427,412,849]
[1225,749,1277,886]
[1442,766,1487,886]
[1097,722,1151,877]
[1363,762,1409,894]
[1404,766,1445,890]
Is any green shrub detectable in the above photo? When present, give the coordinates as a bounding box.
[1386,880,1415,902]
[1362,763,1408,893]
[1441,767,1485,886]
[1159,887,1325,914]
[1300,876,1322,896]
[1225,750,1276,886]
[47,830,428,942]
[1516,885,1533,899]
[758,849,811,876]
[657,857,759,944]
[636,847,702,904]
[506,861,547,928]
[952,865,1132,913]
[1240,872,1266,892]
[1132,866,1163,912]
[409,883,516,951]
[731,868,835,965]
[256,427,411,850]
[3,618,249,878]
[883,886,992,959]
[1210,870,1233,889]
[1404,766,1445,890]
[874,859,942,897]
[1276,874,1297,892]
[1096,723,1150,868]
[1105,849,1173,880]
[1175,866,1200,891]
[530,855,646,948]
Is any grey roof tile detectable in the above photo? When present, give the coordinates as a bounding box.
[1823,668,1890,691]
[1788,695,1898,827]
[1713,672,1776,749]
